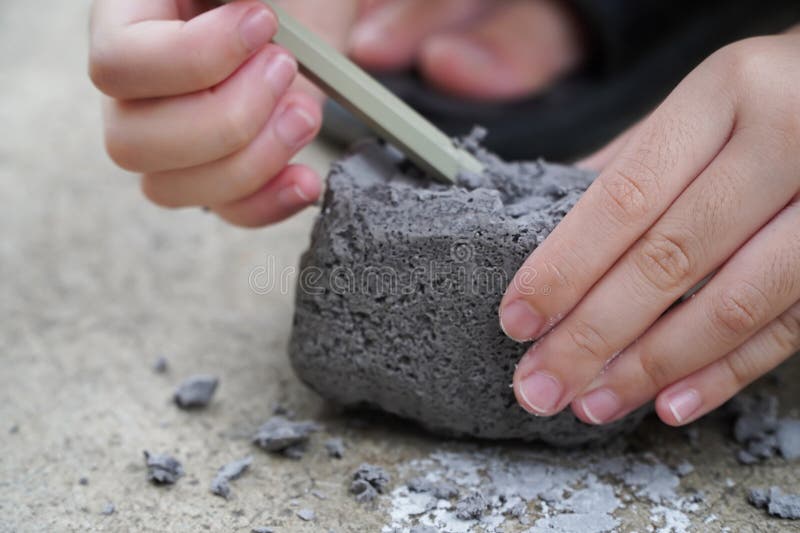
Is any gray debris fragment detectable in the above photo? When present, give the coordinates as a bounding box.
[210,456,253,499]
[282,443,308,460]
[508,500,530,525]
[297,508,315,521]
[351,479,379,503]
[251,528,273,533]
[737,449,759,465]
[79,477,89,486]
[173,375,218,409]
[455,492,489,520]
[534,512,619,533]
[407,477,459,500]
[410,526,440,533]
[100,502,115,515]
[749,488,770,508]
[731,394,781,463]
[143,451,184,485]
[350,464,390,503]
[252,417,319,457]
[272,404,296,418]
[690,490,706,503]
[311,489,328,500]
[9,424,19,434]
[324,438,345,459]
[776,419,800,461]
[749,487,800,519]
[675,461,694,477]
[152,356,168,373]
[621,462,679,504]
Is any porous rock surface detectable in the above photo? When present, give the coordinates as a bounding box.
[289,136,648,446]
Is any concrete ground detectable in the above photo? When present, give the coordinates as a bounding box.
[1,1,799,532]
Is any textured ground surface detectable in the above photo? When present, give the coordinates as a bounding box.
[1,1,799,532]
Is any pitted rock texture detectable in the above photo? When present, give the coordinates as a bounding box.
[289,138,648,446]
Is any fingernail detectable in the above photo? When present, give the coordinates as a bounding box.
[275,105,317,148]
[264,54,297,96]
[518,371,562,415]
[239,8,275,52]
[665,388,702,424]
[277,185,312,208]
[579,388,621,425]
[500,300,544,341]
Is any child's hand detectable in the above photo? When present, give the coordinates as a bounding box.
[89,1,323,227]
[500,28,800,426]
[349,0,582,101]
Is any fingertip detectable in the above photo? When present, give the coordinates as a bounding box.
[347,12,416,70]
[654,392,699,427]
[235,3,278,54]
[570,400,599,426]
[291,165,324,205]
[214,165,321,228]
[654,398,686,427]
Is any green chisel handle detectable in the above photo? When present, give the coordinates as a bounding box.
[222,0,485,184]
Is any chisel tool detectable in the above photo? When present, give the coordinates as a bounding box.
[224,0,485,183]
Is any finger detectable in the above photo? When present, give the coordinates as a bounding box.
[142,91,321,207]
[90,0,277,99]
[104,45,297,173]
[348,0,488,71]
[418,0,582,101]
[213,164,322,227]
[654,301,800,426]
[512,123,800,416]
[572,200,800,425]
[499,57,737,343]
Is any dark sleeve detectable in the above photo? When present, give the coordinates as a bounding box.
[566,0,800,73]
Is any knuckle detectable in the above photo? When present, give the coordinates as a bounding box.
[709,282,769,340]
[183,45,229,90]
[598,163,652,225]
[633,230,695,293]
[722,37,774,81]
[540,250,581,295]
[722,351,757,390]
[770,304,800,354]
[638,350,672,390]
[227,159,262,197]
[217,97,262,153]
[564,319,610,364]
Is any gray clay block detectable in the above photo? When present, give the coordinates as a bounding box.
[288,137,648,445]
